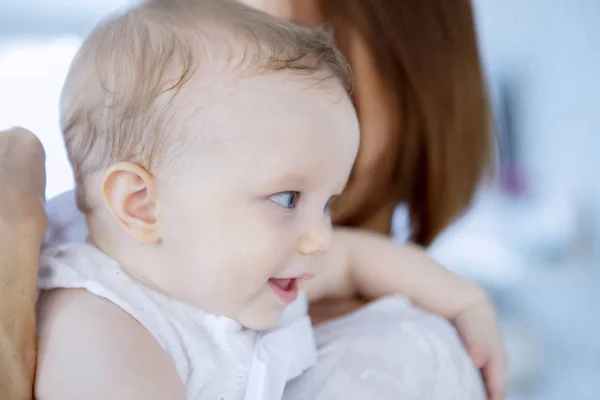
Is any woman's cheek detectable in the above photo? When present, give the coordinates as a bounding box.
[238,0,293,19]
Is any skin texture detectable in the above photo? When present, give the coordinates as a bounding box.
[36,289,187,400]
[0,128,47,400]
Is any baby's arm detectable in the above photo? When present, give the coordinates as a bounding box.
[306,228,487,317]
[304,227,506,400]
[35,289,187,400]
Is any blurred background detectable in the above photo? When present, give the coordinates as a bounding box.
[0,1,598,399]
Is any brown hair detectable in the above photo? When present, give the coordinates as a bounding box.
[61,0,350,212]
[312,0,492,245]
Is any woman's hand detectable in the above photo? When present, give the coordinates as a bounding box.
[0,127,46,197]
[0,127,47,234]
[452,298,507,400]
[0,126,48,400]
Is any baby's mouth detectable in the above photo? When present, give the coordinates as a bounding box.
[269,278,293,290]
[268,278,298,303]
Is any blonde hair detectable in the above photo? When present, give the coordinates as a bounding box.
[60,0,350,212]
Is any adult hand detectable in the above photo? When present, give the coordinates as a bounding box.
[453,299,507,400]
[0,126,47,400]
[0,127,48,232]
[0,127,46,198]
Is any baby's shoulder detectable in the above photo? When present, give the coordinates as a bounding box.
[36,288,186,400]
[36,288,149,344]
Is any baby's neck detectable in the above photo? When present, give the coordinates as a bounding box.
[86,212,166,293]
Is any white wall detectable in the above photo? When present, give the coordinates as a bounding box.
[474,0,600,265]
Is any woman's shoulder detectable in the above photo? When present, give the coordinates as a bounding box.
[35,288,186,400]
[44,190,87,246]
[45,191,87,246]
[293,297,486,400]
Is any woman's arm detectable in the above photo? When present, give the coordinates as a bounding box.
[0,128,48,400]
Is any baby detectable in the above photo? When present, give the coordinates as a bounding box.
[35,1,505,399]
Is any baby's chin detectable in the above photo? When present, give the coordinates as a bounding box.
[237,308,286,332]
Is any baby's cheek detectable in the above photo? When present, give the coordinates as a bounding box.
[239,228,294,281]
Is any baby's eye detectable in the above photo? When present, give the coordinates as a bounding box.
[323,199,331,214]
[270,191,300,209]
[324,196,337,214]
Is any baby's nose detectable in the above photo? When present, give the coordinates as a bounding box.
[297,222,332,256]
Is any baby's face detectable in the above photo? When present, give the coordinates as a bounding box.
[153,76,359,329]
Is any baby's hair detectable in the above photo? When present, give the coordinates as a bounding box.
[60,0,350,212]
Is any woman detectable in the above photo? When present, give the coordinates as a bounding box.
[0,0,493,398]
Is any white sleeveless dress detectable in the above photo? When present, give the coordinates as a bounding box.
[38,242,316,400]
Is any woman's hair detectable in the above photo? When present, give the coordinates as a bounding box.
[315,0,492,246]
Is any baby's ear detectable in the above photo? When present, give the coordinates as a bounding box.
[101,162,161,244]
